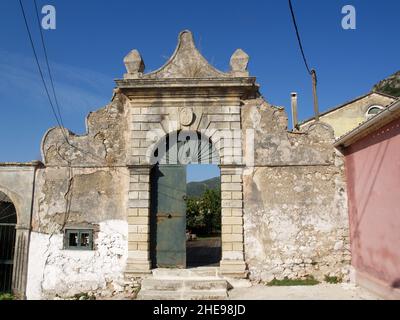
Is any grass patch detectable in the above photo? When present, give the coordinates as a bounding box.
[324,275,342,284]
[0,293,14,300]
[266,276,320,286]
[72,292,96,300]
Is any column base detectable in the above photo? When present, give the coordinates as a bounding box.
[220,259,248,279]
[125,259,152,276]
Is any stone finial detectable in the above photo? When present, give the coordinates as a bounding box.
[123,49,145,79]
[230,49,249,77]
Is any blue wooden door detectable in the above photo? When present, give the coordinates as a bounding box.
[151,165,186,268]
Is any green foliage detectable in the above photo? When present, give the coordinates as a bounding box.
[186,188,221,235]
[72,292,96,300]
[324,275,342,284]
[378,84,400,97]
[372,70,400,97]
[266,276,320,286]
[0,293,14,300]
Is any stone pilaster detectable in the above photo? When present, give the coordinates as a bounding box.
[219,165,247,278]
[12,226,30,299]
[126,165,152,275]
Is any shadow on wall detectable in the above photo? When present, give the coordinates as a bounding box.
[348,140,390,269]
[392,279,400,289]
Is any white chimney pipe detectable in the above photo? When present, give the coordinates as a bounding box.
[291,92,298,130]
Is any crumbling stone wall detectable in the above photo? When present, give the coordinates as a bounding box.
[26,93,134,299]
[26,165,130,299]
[242,98,350,283]
[41,91,128,167]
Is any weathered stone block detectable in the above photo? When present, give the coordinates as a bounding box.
[139,175,149,182]
[127,216,148,225]
[222,233,243,242]
[139,191,149,200]
[131,131,147,139]
[131,148,148,156]
[221,182,242,191]
[222,217,242,225]
[132,115,162,123]
[222,200,242,208]
[231,191,242,200]
[221,192,231,200]
[222,242,233,251]
[128,199,149,208]
[130,175,139,183]
[128,191,139,199]
[137,243,149,251]
[231,208,243,217]
[137,225,150,234]
[131,139,140,147]
[221,208,232,217]
[128,242,138,250]
[128,250,149,260]
[232,225,243,234]
[232,242,243,251]
[129,183,149,191]
[127,208,138,217]
[222,225,232,234]
[128,233,149,242]
[128,225,138,233]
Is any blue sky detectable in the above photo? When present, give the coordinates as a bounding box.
[0,0,399,181]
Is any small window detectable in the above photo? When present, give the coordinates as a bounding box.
[366,105,384,118]
[64,229,93,250]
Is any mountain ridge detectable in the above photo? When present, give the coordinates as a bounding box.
[187,176,220,197]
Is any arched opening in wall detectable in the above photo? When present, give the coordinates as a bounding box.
[366,105,384,119]
[149,131,221,269]
[0,192,17,293]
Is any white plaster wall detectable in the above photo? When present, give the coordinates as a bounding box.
[26,220,128,300]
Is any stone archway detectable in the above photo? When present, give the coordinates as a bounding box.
[126,128,247,277]
[148,130,220,269]
[0,162,39,298]
[121,30,254,279]
[0,192,17,293]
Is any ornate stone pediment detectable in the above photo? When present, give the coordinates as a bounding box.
[123,30,250,79]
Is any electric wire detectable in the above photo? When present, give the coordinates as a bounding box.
[18,0,69,143]
[288,0,313,75]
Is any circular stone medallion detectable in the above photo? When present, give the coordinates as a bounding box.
[179,107,194,126]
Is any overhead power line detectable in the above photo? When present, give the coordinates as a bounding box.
[288,0,320,121]
[33,0,65,130]
[18,0,113,164]
[18,0,70,142]
[288,0,312,75]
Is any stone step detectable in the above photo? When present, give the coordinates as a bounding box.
[137,268,229,300]
[141,278,227,291]
[137,289,227,300]
[152,267,221,278]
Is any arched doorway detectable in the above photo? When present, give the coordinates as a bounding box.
[149,130,221,268]
[0,192,17,293]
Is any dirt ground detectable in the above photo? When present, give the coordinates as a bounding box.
[228,283,380,300]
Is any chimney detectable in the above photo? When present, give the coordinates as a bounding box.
[291,92,298,130]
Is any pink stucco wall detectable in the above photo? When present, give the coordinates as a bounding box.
[345,117,400,290]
